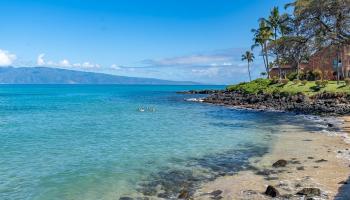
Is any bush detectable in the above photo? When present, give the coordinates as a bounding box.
[280,79,289,85]
[321,80,328,87]
[227,78,272,94]
[293,79,301,85]
[301,80,308,85]
[315,80,328,88]
[270,77,279,84]
[313,69,323,80]
[299,71,305,80]
[287,72,298,81]
[345,78,350,86]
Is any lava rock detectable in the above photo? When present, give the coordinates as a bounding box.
[178,190,190,199]
[296,188,321,197]
[272,159,288,168]
[315,159,328,163]
[265,185,280,197]
[209,190,223,197]
[119,197,134,200]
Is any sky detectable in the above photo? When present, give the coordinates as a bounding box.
[0,0,291,84]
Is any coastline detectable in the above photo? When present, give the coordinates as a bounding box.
[192,116,350,200]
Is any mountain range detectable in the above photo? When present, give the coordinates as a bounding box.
[0,67,199,85]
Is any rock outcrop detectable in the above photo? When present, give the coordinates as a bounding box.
[202,91,350,115]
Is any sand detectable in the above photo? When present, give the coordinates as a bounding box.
[193,119,350,200]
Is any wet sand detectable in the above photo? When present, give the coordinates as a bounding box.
[194,119,350,200]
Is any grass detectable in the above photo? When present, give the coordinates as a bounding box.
[227,78,350,96]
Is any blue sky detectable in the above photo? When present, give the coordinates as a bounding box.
[0,0,290,84]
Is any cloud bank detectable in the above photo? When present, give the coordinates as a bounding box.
[0,49,17,66]
[36,54,101,69]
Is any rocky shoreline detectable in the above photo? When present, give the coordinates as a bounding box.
[191,90,350,116]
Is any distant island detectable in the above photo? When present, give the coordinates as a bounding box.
[0,67,199,85]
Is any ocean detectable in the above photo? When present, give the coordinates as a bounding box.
[0,85,327,200]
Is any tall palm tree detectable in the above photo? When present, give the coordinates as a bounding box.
[252,20,273,78]
[263,7,289,80]
[242,51,255,81]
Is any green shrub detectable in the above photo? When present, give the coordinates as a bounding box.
[306,70,316,81]
[301,80,308,85]
[313,69,323,80]
[299,71,305,80]
[280,79,289,85]
[293,79,301,85]
[287,72,298,81]
[321,80,328,87]
[315,80,322,86]
[315,80,328,88]
[270,77,279,84]
[345,78,350,86]
[227,78,272,94]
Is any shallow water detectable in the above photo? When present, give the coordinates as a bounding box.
[0,85,328,200]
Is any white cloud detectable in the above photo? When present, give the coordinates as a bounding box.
[144,54,232,67]
[0,49,16,66]
[36,54,101,69]
[37,54,45,66]
[59,59,71,67]
[192,67,220,77]
[110,64,121,70]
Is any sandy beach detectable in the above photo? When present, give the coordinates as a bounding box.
[194,117,350,200]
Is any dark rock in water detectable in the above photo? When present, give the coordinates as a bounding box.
[296,188,321,196]
[265,185,280,197]
[265,176,279,181]
[297,166,305,170]
[308,157,314,159]
[211,196,223,200]
[315,159,328,163]
[281,194,294,198]
[119,197,134,200]
[256,169,277,176]
[135,198,149,200]
[327,123,334,127]
[290,160,301,164]
[178,190,190,199]
[272,160,287,168]
[209,190,223,197]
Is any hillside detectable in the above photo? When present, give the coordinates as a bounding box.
[0,67,198,85]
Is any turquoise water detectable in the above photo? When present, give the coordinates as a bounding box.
[0,85,322,200]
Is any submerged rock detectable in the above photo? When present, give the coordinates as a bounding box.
[315,159,328,163]
[272,159,288,168]
[178,190,190,199]
[296,188,321,196]
[209,190,223,197]
[265,185,280,197]
[119,197,134,200]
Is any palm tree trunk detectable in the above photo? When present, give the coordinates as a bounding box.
[248,61,252,81]
[261,44,268,79]
[274,28,281,80]
[264,43,270,79]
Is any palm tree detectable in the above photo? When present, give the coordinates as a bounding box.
[252,20,273,78]
[262,7,289,80]
[242,51,255,81]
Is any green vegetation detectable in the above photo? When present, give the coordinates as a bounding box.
[245,0,349,82]
[227,79,350,96]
